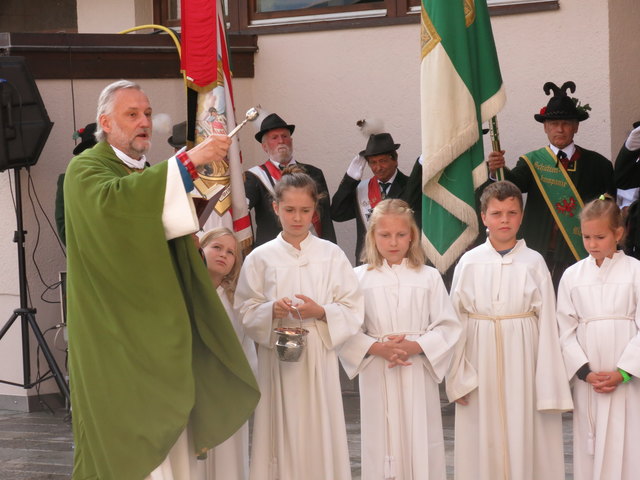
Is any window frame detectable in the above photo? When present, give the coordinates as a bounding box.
[227,0,558,35]
[154,0,559,35]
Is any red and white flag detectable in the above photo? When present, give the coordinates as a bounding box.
[181,0,252,246]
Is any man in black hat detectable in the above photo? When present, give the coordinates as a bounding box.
[487,81,614,287]
[331,132,408,263]
[244,112,336,246]
[168,120,187,151]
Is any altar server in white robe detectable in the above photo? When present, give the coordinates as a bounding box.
[557,194,640,480]
[446,181,572,480]
[200,227,258,480]
[235,166,364,480]
[340,199,461,480]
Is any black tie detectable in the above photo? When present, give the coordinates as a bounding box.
[557,150,569,170]
[279,164,285,171]
[380,182,391,199]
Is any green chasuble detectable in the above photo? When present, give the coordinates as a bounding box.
[64,141,259,480]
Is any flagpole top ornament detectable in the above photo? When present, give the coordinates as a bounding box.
[227,106,260,138]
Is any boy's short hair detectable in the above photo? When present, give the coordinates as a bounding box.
[480,181,523,213]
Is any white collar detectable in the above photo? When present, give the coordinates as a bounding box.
[110,144,147,169]
[549,142,576,159]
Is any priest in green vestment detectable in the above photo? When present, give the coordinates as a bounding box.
[64,80,259,480]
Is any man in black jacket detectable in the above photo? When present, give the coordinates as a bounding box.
[244,113,336,246]
[614,121,640,189]
[487,81,614,287]
[614,121,640,258]
[331,132,408,263]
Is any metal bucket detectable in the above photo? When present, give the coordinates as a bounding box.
[273,306,308,362]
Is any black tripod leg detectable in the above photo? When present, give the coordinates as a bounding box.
[0,311,19,340]
[25,312,70,404]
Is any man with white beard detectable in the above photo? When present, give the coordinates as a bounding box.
[244,113,336,246]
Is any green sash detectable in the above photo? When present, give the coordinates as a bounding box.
[521,147,587,261]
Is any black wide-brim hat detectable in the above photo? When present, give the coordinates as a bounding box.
[360,133,400,157]
[168,121,187,149]
[255,113,295,142]
[73,122,98,155]
[534,81,589,123]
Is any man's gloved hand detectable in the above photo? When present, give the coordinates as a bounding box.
[346,154,367,180]
[626,124,640,151]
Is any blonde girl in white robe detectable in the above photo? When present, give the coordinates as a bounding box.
[446,181,572,480]
[200,227,258,480]
[557,195,640,480]
[235,167,364,480]
[339,199,461,480]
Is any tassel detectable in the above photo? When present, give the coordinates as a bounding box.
[587,431,595,456]
[384,455,396,479]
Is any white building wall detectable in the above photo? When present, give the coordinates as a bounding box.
[77,0,152,34]
[609,0,640,149]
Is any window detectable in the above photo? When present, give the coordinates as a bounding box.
[228,0,421,33]
[488,0,558,16]
[256,0,381,14]
[153,0,181,28]
[154,0,559,34]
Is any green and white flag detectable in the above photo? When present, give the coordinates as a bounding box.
[420,0,505,273]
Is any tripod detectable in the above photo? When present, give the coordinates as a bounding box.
[0,167,70,405]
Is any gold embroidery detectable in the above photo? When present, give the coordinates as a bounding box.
[464,0,476,27]
[420,6,441,60]
[540,175,568,188]
[533,161,561,173]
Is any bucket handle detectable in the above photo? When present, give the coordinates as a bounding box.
[276,304,304,330]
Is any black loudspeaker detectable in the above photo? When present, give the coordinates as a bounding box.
[0,56,53,172]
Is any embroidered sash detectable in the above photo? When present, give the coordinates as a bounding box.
[355,177,383,227]
[250,162,323,237]
[521,147,587,260]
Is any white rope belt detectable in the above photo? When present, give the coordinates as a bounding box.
[578,315,634,324]
[468,311,536,479]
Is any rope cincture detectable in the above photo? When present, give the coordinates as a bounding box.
[468,311,536,479]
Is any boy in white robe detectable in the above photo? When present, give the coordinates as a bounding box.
[446,181,572,480]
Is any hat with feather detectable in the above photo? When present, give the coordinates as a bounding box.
[356,118,400,157]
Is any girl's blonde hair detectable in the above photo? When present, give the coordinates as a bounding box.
[200,227,242,302]
[361,198,426,269]
[580,193,624,232]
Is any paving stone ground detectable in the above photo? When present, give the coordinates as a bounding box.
[0,391,572,479]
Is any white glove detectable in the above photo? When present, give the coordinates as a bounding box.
[346,154,367,180]
[626,125,640,151]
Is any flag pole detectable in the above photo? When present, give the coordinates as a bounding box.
[489,116,504,181]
